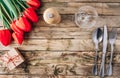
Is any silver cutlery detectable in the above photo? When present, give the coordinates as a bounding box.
[99,25,108,78]
[107,28,117,76]
[92,28,103,75]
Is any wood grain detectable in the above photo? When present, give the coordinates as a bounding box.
[0,64,120,76]
[0,0,120,78]
[36,15,120,27]
[0,75,119,78]
[39,3,120,15]
[42,0,120,3]
[0,39,120,51]
[24,51,120,64]
[20,15,120,39]
[0,51,120,66]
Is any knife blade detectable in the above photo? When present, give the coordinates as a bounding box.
[103,25,108,53]
[99,25,108,77]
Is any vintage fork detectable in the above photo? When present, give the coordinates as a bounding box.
[107,28,117,76]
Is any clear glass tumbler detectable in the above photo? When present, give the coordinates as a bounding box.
[75,6,98,28]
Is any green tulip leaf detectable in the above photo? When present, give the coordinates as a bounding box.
[3,0,18,19]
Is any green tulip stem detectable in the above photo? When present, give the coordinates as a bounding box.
[16,0,26,10]
[3,14,10,25]
[0,4,13,22]
[22,0,29,8]
[0,7,4,28]
[3,15,10,29]
[0,9,10,28]
[11,0,21,16]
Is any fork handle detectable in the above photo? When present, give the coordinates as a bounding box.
[107,44,114,76]
[107,63,112,76]
[110,44,114,63]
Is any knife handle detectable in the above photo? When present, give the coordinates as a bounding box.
[99,53,106,77]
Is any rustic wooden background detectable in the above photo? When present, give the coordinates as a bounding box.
[0,0,120,78]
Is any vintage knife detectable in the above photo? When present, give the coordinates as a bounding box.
[99,25,108,77]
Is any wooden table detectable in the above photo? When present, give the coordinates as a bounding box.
[0,0,120,78]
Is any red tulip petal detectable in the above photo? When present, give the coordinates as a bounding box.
[10,21,24,35]
[0,29,11,46]
[12,32,23,45]
[24,8,38,22]
[27,0,41,8]
[16,16,31,32]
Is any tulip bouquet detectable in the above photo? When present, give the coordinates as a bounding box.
[0,0,41,46]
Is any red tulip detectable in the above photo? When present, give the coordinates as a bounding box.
[10,21,24,35]
[29,5,38,10]
[27,0,41,8]
[0,29,11,46]
[12,32,23,45]
[24,8,38,22]
[15,16,31,32]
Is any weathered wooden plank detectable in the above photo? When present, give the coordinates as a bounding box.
[0,75,29,78]
[1,15,119,27]
[0,64,120,76]
[0,39,120,51]
[0,1,120,77]
[0,75,119,78]
[0,51,119,67]
[0,75,59,78]
[24,15,120,39]
[42,0,120,3]
[22,51,120,68]
[1,15,118,28]
[1,16,120,39]
[59,76,120,78]
[36,15,120,27]
[60,76,120,78]
[42,0,53,2]
[16,64,120,76]
[39,3,120,15]
[25,26,120,39]
[67,3,120,15]
[24,51,120,64]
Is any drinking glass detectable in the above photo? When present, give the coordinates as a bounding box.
[75,6,98,28]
